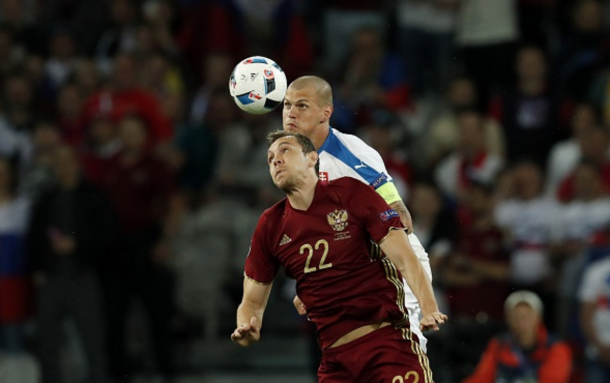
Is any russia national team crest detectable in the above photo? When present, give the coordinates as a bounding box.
[327,210,349,232]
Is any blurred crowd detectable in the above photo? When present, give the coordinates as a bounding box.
[2,0,610,382]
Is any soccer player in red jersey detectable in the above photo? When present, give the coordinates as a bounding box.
[231,131,447,382]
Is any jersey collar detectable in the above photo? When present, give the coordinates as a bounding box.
[317,127,335,154]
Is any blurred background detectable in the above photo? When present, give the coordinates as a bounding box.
[1,0,610,382]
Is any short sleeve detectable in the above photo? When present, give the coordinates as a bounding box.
[244,213,280,285]
[346,180,405,244]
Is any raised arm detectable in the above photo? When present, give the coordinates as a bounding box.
[379,229,447,331]
[231,278,273,347]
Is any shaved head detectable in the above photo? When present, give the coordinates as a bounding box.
[288,76,333,107]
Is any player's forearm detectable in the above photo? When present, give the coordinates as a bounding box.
[236,301,265,328]
[380,230,439,315]
[389,200,413,234]
[236,279,272,327]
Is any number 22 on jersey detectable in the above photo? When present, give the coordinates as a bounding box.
[300,239,332,274]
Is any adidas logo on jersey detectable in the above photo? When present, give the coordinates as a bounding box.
[279,234,292,246]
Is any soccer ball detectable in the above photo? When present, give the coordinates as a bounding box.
[229,56,287,115]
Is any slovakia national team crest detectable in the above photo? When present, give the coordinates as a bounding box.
[319,171,329,182]
[327,210,349,232]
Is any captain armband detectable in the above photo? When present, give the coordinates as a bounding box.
[376,182,402,205]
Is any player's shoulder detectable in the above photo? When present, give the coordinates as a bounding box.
[260,198,289,221]
[331,128,378,153]
[326,177,372,195]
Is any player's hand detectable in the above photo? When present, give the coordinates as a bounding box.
[231,317,260,347]
[420,312,448,332]
[293,295,307,315]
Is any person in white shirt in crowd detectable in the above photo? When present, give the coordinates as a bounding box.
[579,252,610,383]
[545,103,601,197]
[494,160,560,326]
[434,107,504,202]
[552,160,610,337]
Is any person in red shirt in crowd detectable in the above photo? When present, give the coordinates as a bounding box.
[441,180,511,381]
[463,290,572,383]
[80,52,173,149]
[55,82,87,148]
[232,131,447,382]
[95,114,183,382]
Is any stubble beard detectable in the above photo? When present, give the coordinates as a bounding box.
[277,174,303,195]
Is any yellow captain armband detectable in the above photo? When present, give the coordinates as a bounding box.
[376,182,401,205]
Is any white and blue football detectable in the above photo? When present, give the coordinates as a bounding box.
[229,56,287,115]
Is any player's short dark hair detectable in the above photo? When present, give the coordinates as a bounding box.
[267,130,320,175]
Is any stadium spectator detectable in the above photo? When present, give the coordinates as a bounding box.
[395,0,458,96]
[545,102,601,196]
[557,0,610,101]
[72,58,103,99]
[94,0,141,73]
[43,27,78,97]
[425,76,505,170]
[80,52,174,149]
[463,290,572,383]
[494,160,560,327]
[557,125,610,202]
[442,180,511,381]
[552,161,610,337]
[361,119,413,200]
[0,27,24,80]
[455,0,519,108]
[579,252,610,383]
[2,72,38,133]
[95,115,182,382]
[80,116,121,185]
[434,107,504,202]
[320,0,388,72]
[332,26,412,132]
[54,83,87,148]
[496,45,565,168]
[18,121,61,199]
[27,145,115,383]
[188,52,233,124]
[0,156,31,353]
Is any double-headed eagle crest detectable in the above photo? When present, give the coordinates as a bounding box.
[327,209,349,232]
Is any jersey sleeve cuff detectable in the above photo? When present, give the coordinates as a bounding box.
[244,272,273,286]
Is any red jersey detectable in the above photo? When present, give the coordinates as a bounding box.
[245,177,409,349]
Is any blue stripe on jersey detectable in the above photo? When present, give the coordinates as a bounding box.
[318,128,390,188]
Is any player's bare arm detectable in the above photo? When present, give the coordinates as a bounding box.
[379,229,447,331]
[389,200,413,234]
[231,278,273,347]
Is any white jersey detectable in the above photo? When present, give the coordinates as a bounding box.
[317,127,431,350]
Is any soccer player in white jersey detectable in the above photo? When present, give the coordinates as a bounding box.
[283,75,432,350]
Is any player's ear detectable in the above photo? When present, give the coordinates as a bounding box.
[308,151,318,168]
[320,104,333,123]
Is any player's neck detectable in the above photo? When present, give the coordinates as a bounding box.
[311,125,330,150]
[287,178,318,211]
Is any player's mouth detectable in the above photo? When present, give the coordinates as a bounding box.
[285,122,298,131]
